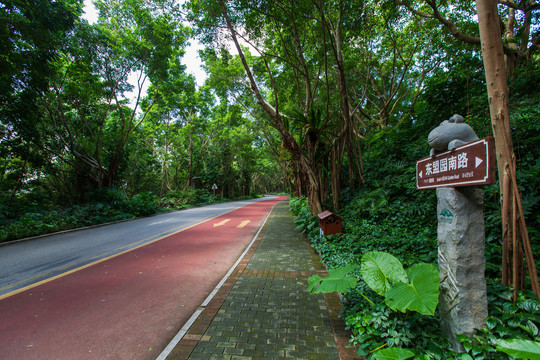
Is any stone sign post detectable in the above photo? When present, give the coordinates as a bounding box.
[437,186,487,351]
[416,115,495,351]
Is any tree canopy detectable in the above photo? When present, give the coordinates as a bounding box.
[1,1,539,356]
[1,0,539,296]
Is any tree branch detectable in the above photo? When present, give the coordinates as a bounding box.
[399,1,481,45]
[426,0,481,45]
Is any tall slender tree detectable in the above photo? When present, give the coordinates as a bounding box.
[476,0,539,298]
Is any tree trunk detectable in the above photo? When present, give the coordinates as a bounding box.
[476,0,539,298]
[330,142,343,211]
[187,137,193,190]
[218,0,324,214]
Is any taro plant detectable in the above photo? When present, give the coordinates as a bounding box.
[361,251,439,315]
[496,339,540,359]
[309,251,540,359]
[308,251,440,358]
[371,347,415,360]
[309,251,440,316]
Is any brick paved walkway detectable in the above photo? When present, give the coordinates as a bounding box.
[164,200,359,360]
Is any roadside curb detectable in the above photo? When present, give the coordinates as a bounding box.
[160,200,278,360]
[161,200,360,360]
[0,217,141,247]
[0,196,274,248]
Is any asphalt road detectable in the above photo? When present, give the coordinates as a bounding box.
[0,195,283,360]
[0,196,276,297]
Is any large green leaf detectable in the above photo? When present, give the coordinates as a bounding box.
[373,347,415,360]
[384,263,439,315]
[361,251,408,296]
[496,339,540,359]
[308,264,360,294]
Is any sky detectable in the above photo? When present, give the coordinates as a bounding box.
[82,0,208,88]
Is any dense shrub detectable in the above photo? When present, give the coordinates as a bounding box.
[0,185,262,243]
[292,196,540,359]
[160,189,217,209]
[290,64,540,358]
[0,201,133,242]
[0,187,229,242]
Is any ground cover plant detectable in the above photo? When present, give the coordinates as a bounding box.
[0,188,249,243]
[289,68,540,358]
[292,196,540,359]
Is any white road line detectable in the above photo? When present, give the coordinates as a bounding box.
[155,200,279,360]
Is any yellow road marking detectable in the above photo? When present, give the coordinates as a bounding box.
[0,227,180,295]
[0,211,245,301]
[213,219,231,227]
[237,220,251,228]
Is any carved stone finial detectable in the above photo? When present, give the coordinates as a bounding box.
[448,114,465,123]
[428,114,478,156]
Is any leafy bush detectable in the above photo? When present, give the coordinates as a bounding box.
[0,187,160,242]
[126,192,159,216]
[294,62,540,359]
[294,192,539,359]
[0,201,134,242]
[456,280,540,359]
[290,196,319,238]
[0,186,260,243]
[309,253,441,358]
[345,301,451,359]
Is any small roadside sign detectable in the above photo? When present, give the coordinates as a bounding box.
[416,137,496,189]
[212,183,218,199]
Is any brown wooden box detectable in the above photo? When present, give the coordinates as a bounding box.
[317,210,343,236]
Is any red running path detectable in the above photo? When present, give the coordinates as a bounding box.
[0,196,284,360]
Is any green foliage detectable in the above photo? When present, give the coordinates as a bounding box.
[343,123,440,268]
[160,189,200,209]
[415,51,489,134]
[309,252,439,317]
[160,189,216,209]
[127,192,159,216]
[304,222,445,358]
[309,264,360,294]
[384,263,439,316]
[290,197,319,237]
[0,0,80,147]
[307,251,441,357]
[345,300,450,358]
[0,187,160,242]
[294,130,539,360]
[0,1,284,233]
[290,63,540,360]
[482,66,540,277]
[496,339,540,359]
[0,182,265,243]
[372,347,415,360]
[454,281,540,359]
[309,59,539,359]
